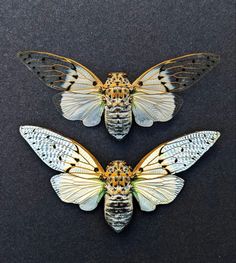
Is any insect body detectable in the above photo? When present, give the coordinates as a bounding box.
[20,126,220,232]
[103,73,132,139]
[104,161,133,232]
[18,51,220,139]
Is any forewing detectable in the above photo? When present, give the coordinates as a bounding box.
[132,131,220,211]
[20,126,106,210]
[18,51,104,126]
[17,51,103,92]
[132,53,220,93]
[131,53,219,126]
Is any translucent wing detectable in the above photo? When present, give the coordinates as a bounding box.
[132,53,220,93]
[17,51,103,91]
[131,53,220,126]
[132,131,220,211]
[20,125,105,211]
[18,51,104,126]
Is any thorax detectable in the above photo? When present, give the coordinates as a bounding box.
[103,160,133,195]
[104,86,131,109]
[103,72,132,108]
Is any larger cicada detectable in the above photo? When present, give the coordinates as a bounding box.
[20,126,220,232]
[18,51,219,140]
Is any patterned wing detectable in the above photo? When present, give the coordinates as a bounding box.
[18,51,104,126]
[131,53,220,126]
[132,131,220,211]
[20,125,105,211]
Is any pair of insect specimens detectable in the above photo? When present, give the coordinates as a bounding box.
[18,51,220,139]
[20,126,220,232]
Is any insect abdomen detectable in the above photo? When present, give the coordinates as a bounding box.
[105,106,132,140]
[104,193,133,233]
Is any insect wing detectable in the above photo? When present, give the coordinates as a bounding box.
[131,53,220,126]
[132,131,220,211]
[53,92,104,126]
[132,53,220,93]
[18,51,104,126]
[132,93,183,127]
[51,173,105,211]
[20,126,105,211]
[17,51,103,91]
[132,175,184,211]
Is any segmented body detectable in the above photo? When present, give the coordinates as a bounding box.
[105,105,132,140]
[104,193,133,233]
[103,160,133,232]
[103,73,133,140]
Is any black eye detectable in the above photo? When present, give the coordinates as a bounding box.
[123,74,127,78]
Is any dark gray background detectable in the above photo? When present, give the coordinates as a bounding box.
[1,1,235,262]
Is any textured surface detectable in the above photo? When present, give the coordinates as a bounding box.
[20,128,219,230]
[0,0,235,263]
[132,131,219,212]
[104,193,133,233]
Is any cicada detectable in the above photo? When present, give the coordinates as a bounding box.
[20,126,220,232]
[18,51,220,140]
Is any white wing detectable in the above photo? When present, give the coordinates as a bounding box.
[132,93,182,127]
[132,175,184,211]
[51,174,105,211]
[18,51,104,126]
[131,53,220,126]
[53,92,104,126]
[132,131,220,211]
[20,125,105,211]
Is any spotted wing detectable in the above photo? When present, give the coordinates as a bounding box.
[131,53,220,126]
[18,51,104,126]
[132,131,220,211]
[20,125,105,211]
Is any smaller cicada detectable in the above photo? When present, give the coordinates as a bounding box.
[18,51,220,139]
[20,126,220,232]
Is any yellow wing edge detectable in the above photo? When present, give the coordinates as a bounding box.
[17,50,104,86]
[132,52,220,87]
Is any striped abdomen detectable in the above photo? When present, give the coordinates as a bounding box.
[105,105,132,140]
[104,193,133,233]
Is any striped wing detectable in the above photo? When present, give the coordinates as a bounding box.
[131,53,220,126]
[132,131,220,211]
[20,125,105,211]
[18,51,104,126]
